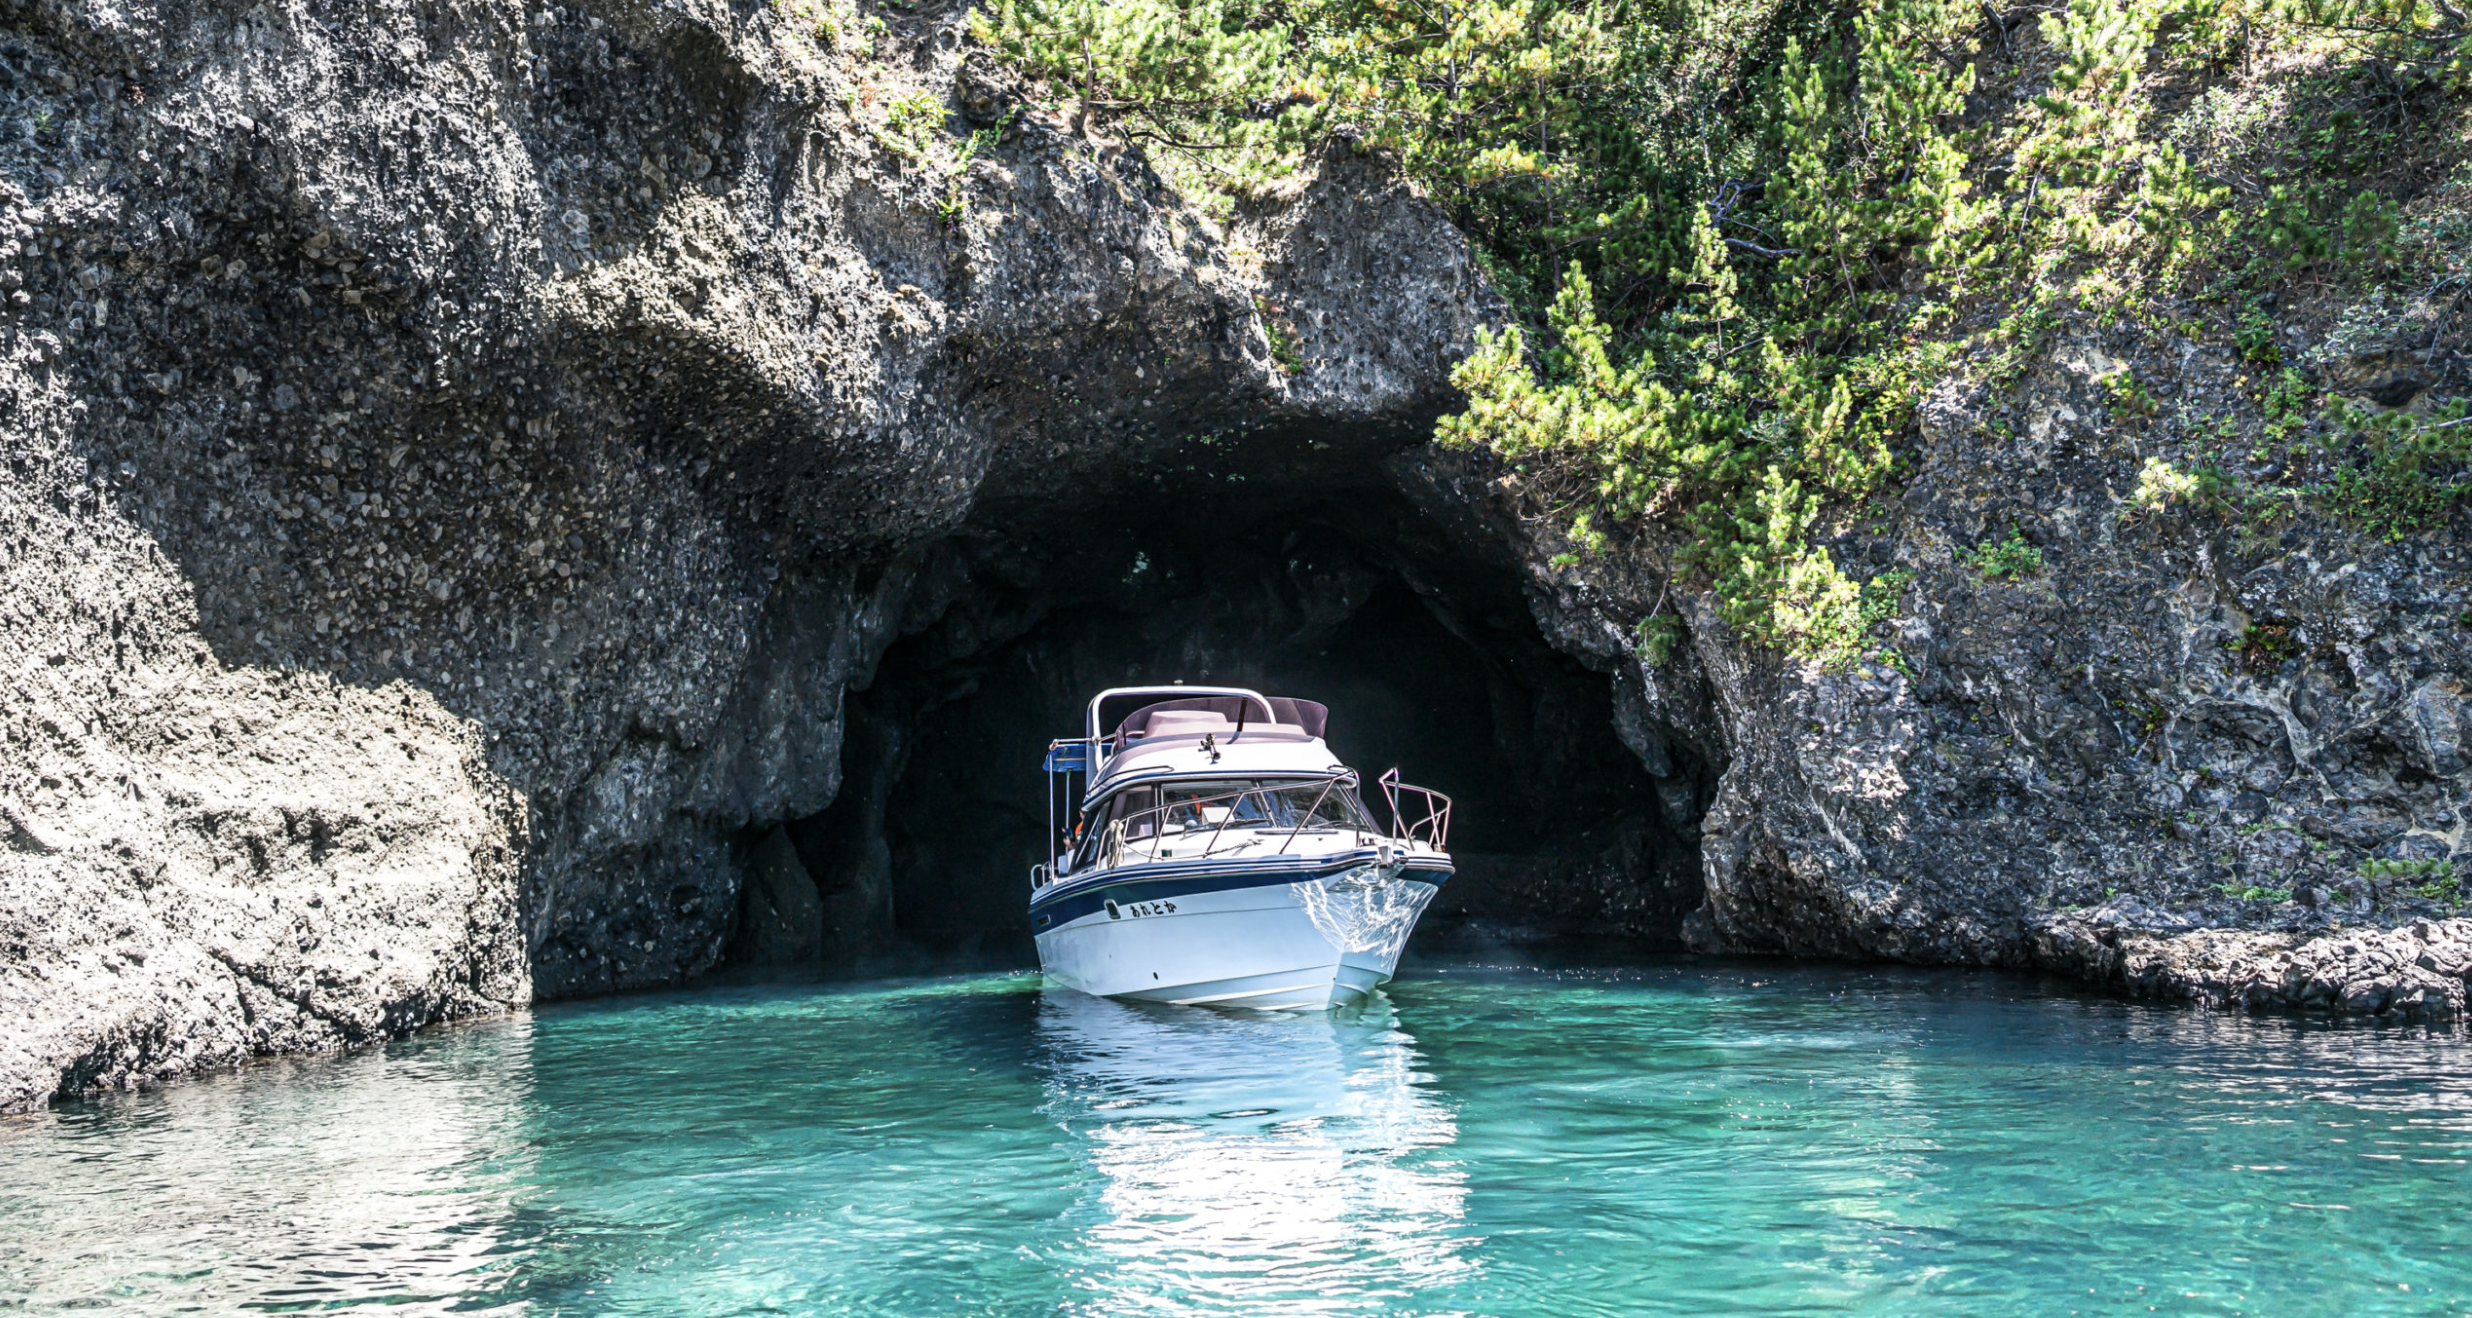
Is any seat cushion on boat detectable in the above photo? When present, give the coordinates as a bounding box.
[1138,711,1234,738]
[1114,695,1329,741]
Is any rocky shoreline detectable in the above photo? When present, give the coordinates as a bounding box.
[2037,908,2472,1021]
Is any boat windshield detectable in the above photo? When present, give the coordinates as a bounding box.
[1084,778,1373,859]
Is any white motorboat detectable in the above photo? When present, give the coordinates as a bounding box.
[1029,685,1454,1010]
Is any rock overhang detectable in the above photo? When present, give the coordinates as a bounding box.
[0,0,1541,1107]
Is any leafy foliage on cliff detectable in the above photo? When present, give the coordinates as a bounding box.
[977,0,2472,664]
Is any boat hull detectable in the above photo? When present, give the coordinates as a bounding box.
[1033,861,1445,1010]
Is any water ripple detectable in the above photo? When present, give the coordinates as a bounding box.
[1,962,2467,1316]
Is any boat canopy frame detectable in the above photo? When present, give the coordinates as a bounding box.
[1085,685,1282,745]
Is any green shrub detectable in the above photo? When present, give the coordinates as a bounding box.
[1635,611,1685,666]
[2234,305,2283,366]
[1962,529,2045,580]
[879,89,948,163]
[771,0,854,51]
[1253,296,1303,374]
[2316,399,2472,539]
[2228,621,2302,672]
[2262,369,2317,444]
[938,125,1005,226]
[1860,568,1915,630]
[2363,856,2455,885]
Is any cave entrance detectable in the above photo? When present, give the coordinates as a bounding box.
[727,472,1710,975]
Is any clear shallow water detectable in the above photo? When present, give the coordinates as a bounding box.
[4,963,2470,1316]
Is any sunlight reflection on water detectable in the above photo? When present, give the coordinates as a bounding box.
[0,1017,537,1313]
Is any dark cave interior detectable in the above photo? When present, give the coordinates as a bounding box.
[723,456,1716,977]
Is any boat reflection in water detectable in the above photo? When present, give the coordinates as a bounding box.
[1036,988,1473,1314]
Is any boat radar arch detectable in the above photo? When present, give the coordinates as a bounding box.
[1084,685,1280,744]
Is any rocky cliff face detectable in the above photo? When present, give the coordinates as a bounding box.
[1455,312,2472,1021]
[0,0,1498,1110]
[5,0,2466,1114]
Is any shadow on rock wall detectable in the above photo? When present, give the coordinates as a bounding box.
[0,0,1511,1110]
[721,483,1712,978]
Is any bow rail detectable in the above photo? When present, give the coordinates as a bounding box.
[1377,769,1452,849]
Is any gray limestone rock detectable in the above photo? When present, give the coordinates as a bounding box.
[0,0,1495,1110]
[1460,310,2472,1019]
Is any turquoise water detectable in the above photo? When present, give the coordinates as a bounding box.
[3,962,2469,1315]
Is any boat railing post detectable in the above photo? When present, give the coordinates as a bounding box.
[1275,774,1342,855]
[1199,784,1247,857]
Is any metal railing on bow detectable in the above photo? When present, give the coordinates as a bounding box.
[1377,769,1452,849]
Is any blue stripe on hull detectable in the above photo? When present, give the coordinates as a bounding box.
[1034,848,1384,906]
[1028,858,1452,930]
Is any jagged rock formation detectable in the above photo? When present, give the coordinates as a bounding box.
[0,0,1496,1110]
[1469,316,2472,1020]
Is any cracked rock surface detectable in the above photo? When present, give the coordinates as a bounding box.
[2038,909,2472,1020]
[1467,310,2472,1023]
[0,0,1494,1110]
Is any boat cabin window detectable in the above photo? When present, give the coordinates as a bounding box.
[1075,778,1374,867]
[1111,787,1161,840]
